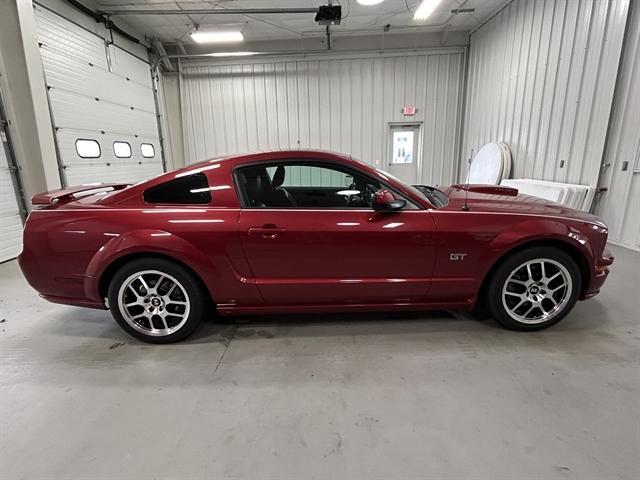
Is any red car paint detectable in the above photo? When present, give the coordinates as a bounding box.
[18,150,613,316]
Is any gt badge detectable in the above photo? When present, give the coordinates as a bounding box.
[449,253,467,261]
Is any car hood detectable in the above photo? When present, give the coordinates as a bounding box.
[440,184,604,225]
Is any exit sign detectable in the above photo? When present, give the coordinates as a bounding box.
[402,106,416,116]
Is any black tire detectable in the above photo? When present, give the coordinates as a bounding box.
[486,246,582,331]
[107,258,207,343]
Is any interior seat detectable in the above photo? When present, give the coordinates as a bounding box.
[270,165,297,207]
[239,166,296,208]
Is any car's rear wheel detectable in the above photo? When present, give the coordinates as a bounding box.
[107,258,206,343]
[486,246,582,331]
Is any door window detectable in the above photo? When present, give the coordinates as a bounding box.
[392,130,414,164]
[75,139,101,158]
[387,124,421,184]
[236,162,384,209]
[113,141,132,158]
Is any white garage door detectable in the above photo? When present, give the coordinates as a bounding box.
[34,5,163,186]
[0,107,23,263]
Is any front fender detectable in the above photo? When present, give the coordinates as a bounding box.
[483,218,596,268]
[83,229,222,303]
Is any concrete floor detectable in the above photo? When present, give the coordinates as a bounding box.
[0,245,638,480]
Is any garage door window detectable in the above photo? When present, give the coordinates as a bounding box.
[141,143,155,158]
[75,139,101,158]
[113,141,132,158]
[143,173,212,204]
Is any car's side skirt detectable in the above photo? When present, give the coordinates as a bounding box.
[216,300,474,316]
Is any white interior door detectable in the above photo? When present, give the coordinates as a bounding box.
[387,124,420,185]
[600,143,640,249]
[34,5,163,186]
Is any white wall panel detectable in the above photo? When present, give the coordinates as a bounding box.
[180,49,465,187]
[463,0,630,187]
[598,0,640,249]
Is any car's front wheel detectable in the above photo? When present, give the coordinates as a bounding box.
[486,246,582,331]
[107,258,206,343]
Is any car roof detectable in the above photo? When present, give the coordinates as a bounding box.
[98,150,433,209]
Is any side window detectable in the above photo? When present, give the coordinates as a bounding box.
[75,139,100,158]
[113,141,132,158]
[141,143,155,158]
[237,162,384,209]
[143,173,211,204]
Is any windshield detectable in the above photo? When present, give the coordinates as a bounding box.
[410,185,449,208]
[372,167,449,208]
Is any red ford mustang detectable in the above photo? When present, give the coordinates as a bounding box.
[19,150,613,343]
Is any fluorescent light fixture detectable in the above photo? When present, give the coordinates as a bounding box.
[413,0,442,21]
[357,0,384,5]
[207,51,257,57]
[190,30,244,44]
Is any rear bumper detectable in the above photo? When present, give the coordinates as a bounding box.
[40,294,106,310]
[19,251,105,309]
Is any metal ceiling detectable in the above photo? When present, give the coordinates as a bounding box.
[93,0,512,45]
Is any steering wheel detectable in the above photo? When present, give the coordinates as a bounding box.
[344,182,361,207]
[362,184,376,207]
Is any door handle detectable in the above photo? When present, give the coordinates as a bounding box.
[248,224,285,239]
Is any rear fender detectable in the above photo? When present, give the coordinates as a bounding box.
[84,229,221,303]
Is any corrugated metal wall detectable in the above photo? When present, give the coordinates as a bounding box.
[463,0,630,187]
[597,0,640,249]
[180,49,465,186]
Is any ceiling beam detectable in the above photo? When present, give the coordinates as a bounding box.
[99,8,318,16]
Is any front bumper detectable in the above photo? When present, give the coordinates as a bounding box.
[583,247,614,299]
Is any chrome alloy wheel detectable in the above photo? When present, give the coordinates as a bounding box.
[501,258,572,325]
[117,270,191,337]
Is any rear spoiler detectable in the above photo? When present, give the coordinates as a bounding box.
[31,183,130,206]
[451,184,519,197]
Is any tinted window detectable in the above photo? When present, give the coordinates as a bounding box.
[144,173,211,204]
[113,141,132,158]
[236,163,383,209]
[75,139,100,158]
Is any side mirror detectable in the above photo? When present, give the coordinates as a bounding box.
[373,189,406,212]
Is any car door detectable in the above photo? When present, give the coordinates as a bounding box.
[235,160,438,306]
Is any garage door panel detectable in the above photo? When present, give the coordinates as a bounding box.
[56,130,162,185]
[0,175,20,206]
[34,6,108,70]
[0,139,22,263]
[40,47,155,112]
[35,6,162,188]
[49,89,158,138]
[64,162,164,186]
[108,45,153,88]
[0,214,22,263]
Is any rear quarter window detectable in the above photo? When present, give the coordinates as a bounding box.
[143,173,211,204]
